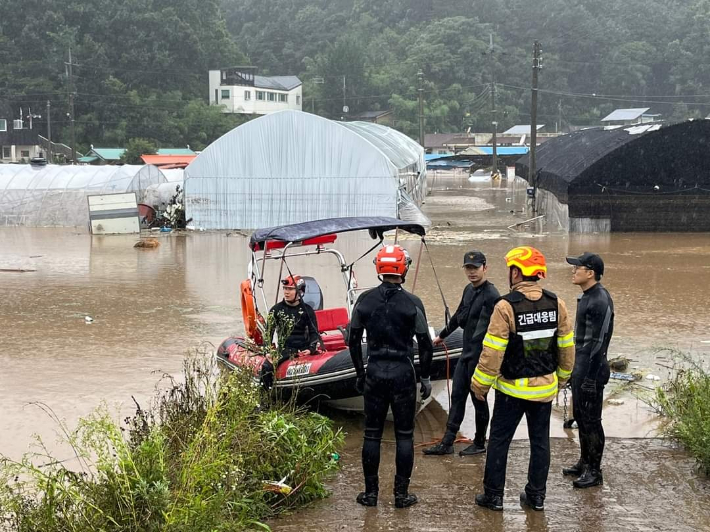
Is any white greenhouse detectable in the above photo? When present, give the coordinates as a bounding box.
[184,110,428,230]
[0,164,167,227]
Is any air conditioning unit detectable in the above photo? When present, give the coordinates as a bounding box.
[13,119,23,130]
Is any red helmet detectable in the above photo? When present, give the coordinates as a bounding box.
[281,275,306,292]
[374,245,412,277]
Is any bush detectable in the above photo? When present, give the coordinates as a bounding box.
[0,353,344,531]
[654,352,710,475]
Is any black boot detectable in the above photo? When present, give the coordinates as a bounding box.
[475,492,503,511]
[519,491,544,511]
[393,475,418,508]
[573,468,603,489]
[562,460,584,477]
[356,475,379,506]
[422,440,454,455]
[459,440,486,456]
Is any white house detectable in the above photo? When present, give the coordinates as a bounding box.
[208,66,302,115]
[601,108,661,126]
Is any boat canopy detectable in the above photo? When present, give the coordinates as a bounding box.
[249,216,426,250]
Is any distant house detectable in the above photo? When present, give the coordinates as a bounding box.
[601,108,660,126]
[141,153,197,169]
[79,148,195,165]
[0,114,43,163]
[501,124,546,135]
[209,66,302,115]
[354,110,394,126]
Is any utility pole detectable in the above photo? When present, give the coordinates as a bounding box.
[46,100,52,163]
[529,40,542,214]
[489,34,498,178]
[66,47,77,164]
[418,70,425,147]
[342,75,346,120]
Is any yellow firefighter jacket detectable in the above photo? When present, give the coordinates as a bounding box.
[471,281,575,402]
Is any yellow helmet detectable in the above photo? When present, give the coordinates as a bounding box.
[505,246,547,279]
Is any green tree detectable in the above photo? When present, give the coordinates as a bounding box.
[120,138,158,164]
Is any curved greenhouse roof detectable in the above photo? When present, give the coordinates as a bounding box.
[185,110,427,230]
[0,164,167,227]
[516,121,710,200]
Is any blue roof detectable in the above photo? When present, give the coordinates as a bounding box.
[476,147,529,155]
[425,153,453,161]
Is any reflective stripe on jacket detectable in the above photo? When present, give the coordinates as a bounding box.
[471,281,575,402]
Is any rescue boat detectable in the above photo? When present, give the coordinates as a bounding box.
[215,216,463,409]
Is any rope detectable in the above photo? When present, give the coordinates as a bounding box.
[410,240,425,293]
[422,238,451,326]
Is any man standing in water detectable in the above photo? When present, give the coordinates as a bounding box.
[472,246,575,512]
[564,252,614,488]
[423,250,499,456]
[348,244,434,508]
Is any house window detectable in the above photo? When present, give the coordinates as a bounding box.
[296,95,301,105]
[244,90,251,100]
[267,92,276,102]
[21,150,30,158]
[2,146,10,159]
[279,94,288,103]
[221,89,230,99]
[256,91,265,100]
[0,119,6,132]
[222,71,226,81]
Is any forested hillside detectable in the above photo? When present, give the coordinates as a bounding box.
[2,0,709,149]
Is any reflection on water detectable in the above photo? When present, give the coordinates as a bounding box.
[2,175,710,529]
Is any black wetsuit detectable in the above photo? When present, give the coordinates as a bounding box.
[261,299,320,388]
[438,280,499,446]
[571,282,614,471]
[349,282,434,481]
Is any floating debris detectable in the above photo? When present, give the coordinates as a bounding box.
[134,238,160,249]
[646,374,661,381]
[608,399,625,406]
[609,356,630,371]
[85,316,94,324]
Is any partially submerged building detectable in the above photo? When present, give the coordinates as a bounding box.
[0,164,166,227]
[184,110,427,230]
[516,120,710,232]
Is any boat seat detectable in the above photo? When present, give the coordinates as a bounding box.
[314,307,349,351]
[314,307,349,334]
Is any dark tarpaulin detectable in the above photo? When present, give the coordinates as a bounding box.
[517,120,710,200]
[249,216,426,249]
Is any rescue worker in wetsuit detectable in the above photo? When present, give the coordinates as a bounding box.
[563,252,614,488]
[423,250,499,456]
[348,244,434,508]
[472,246,575,512]
[261,275,320,389]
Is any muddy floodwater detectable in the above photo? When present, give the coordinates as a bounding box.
[2,173,710,530]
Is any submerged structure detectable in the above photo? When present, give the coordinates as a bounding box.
[516,120,710,232]
[184,110,428,230]
[0,164,167,227]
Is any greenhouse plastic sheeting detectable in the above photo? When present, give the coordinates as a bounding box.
[0,164,167,227]
[184,110,427,230]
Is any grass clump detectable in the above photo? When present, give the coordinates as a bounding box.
[0,352,344,531]
[653,350,710,474]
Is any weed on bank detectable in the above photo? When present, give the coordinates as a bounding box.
[0,354,344,531]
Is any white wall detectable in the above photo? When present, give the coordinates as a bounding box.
[0,144,42,162]
[208,70,302,115]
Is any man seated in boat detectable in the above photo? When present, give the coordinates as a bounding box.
[261,275,321,388]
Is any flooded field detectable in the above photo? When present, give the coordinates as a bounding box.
[2,173,710,529]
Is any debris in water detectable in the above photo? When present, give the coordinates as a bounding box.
[85,316,94,323]
[263,474,293,495]
[609,356,630,371]
[608,399,625,406]
[645,374,661,381]
[134,238,160,249]
[0,268,36,273]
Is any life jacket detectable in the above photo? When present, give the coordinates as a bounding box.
[499,289,559,380]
